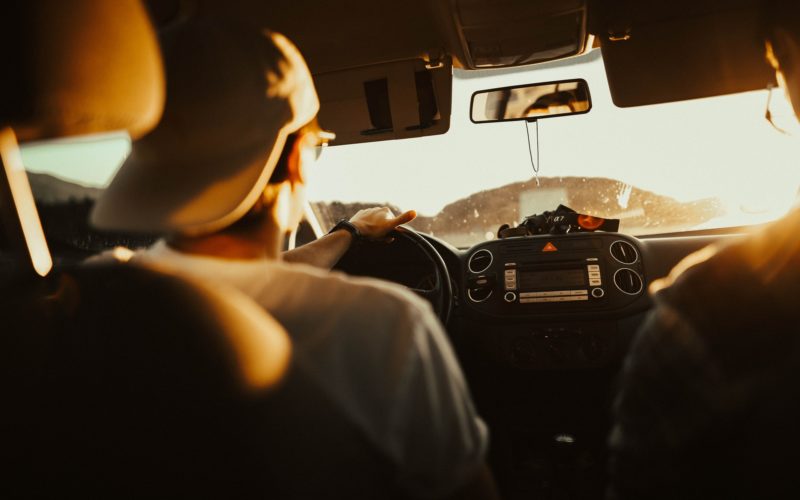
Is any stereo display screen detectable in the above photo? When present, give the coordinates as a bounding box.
[519,268,586,290]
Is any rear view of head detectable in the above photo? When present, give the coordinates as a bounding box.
[91,18,319,236]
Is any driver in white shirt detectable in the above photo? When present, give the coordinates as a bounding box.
[90,18,496,500]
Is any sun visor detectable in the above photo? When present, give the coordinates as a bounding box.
[597,2,775,107]
[314,58,452,146]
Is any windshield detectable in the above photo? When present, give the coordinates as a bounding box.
[20,50,800,250]
[306,50,800,247]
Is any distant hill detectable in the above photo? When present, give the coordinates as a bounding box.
[19,172,724,251]
[27,172,102,204]
[312,176,723,246]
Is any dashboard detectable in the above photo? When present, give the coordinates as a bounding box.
[457,233,649,370]
[464,234,646,316]
[337,229,729,371]
[336,228,740,499]
[445,230,734,499]
[439,232,656,498]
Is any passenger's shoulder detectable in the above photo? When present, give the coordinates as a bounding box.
[649,209,800,344]
[664,212,800,299]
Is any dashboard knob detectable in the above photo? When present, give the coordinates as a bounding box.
[591,288,605,298]
[504,291,517,303]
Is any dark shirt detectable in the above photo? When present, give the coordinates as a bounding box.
[608,207,800,500]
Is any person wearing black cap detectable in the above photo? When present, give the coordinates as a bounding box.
[607,2,800,499]
[91,19,496,500]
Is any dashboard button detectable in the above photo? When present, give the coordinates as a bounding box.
[588,271,601,279]
[504,292,517,303]
[587,264,600,271]
[591,288,605,298]
[589,278,602,286]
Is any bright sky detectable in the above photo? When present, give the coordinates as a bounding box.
[21,132,131,186]
[21,49,800,226]
[305,49,800,218]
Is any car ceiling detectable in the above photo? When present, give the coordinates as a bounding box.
[149,0,774,107]
[202,0,446,74]
[153,0,589,73]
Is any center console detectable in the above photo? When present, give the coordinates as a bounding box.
[454,233,650,499]
[456,233,649,371]
[463,233,646,319]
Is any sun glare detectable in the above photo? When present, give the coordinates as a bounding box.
[0,128,53,277]
[308,50,800,223]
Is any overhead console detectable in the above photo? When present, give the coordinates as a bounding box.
[437,0,590,69]
[462,233,647,319]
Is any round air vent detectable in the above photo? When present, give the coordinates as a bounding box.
[467,287,493,303]
[468,249,493,273]
[610,240,639,264]
[613,268,644,296]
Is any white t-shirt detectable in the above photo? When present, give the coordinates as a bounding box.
[128,240,488,497]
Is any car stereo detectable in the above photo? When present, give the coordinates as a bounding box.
[464,234,645,316]
[506,259,603,304]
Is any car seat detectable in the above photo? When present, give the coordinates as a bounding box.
[0,2,398,498]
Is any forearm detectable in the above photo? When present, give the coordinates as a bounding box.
[282,229,352,269]
[283,207,416,269]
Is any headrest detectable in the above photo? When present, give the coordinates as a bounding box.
[0,0,165,142]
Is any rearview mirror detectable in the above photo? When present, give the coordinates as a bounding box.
[470,79,591,123]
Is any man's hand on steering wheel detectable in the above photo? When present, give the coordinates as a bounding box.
[349,207,417,241]
[283,207,417,268]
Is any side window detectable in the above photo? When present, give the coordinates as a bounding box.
[19,134,155,260]
[287,219,319,250]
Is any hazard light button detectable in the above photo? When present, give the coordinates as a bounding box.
[542,242,558,252]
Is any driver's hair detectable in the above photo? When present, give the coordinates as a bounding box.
[224,118,321,234]
[266,118,322,186]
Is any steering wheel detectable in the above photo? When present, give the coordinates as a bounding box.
[334,226,453,325]
[393,226,453,324]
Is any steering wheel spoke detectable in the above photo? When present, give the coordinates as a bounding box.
[333,226,453,325]
[409,286,439,301]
